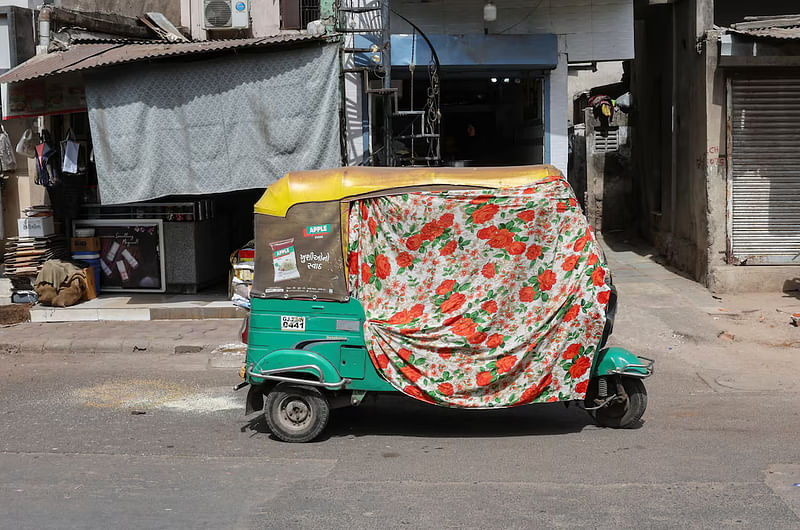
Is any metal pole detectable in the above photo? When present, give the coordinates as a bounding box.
[382,0,393,166]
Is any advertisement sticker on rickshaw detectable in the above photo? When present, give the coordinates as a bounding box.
[304,224,331,238]
[269,239,301,283]
[254,202,348,301]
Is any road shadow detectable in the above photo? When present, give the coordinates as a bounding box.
[599,232,696,282]
[782,278,800,301]
[242,394,601,442]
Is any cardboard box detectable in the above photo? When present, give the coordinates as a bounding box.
[71,237,101,252]
[81,266,97,301]
[18,216,55,238]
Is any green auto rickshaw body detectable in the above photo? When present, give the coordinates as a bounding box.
[244,297,649,409]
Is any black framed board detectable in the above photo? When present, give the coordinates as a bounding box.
[73,219,166,293]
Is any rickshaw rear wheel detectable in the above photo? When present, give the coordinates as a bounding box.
[265,384,330,443]
[589,376,647,429]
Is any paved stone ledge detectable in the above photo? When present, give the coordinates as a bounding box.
[0,319,243,355]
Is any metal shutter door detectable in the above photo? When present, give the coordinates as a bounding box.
[730,76,800,265]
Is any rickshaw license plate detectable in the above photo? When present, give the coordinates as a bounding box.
[281,316,306,331]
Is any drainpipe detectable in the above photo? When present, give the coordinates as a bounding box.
[38,5,52,49]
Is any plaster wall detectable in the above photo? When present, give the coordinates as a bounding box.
[181,0,284,40]
[568,61,624,113]
[0,2,36,9]
[250,0,281,37]
[343,30,364,165]
[0,7,44,249]
[584,108,633,232]
[391,0,634,62]
[631,5,669,240]
[61,1,181,21]
[634,0,798,292]
[632,0,711,281]
[549,36,568,176]
[713,0,798,27]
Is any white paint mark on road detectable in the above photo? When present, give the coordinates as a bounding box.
[161,393,240,413]
[74,380,241,413]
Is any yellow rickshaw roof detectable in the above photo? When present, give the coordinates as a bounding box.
[254,165,562,216]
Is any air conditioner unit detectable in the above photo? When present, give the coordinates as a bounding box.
[203,0,250,30]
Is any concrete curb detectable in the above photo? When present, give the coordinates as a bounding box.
[2,340,232,356]
[0,320,244,356]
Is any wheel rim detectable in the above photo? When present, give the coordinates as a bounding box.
[277,395,314,432]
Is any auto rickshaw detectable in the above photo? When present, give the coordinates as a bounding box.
[236,165,653,442]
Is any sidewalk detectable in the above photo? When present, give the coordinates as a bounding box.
[601,235,800,393]
[29,291,243,323]
[0,319,244,355]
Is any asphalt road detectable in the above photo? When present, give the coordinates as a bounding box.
[0,342,798,529]
[2,242,800,529]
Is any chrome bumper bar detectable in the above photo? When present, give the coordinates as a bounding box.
[607,356,655,378]
[246,364,350,390]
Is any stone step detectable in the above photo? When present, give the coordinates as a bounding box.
[0,277,12,297]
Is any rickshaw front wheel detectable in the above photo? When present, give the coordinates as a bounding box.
[591,377,647,429]
[265,384,330,443]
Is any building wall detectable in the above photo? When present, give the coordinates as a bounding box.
[181,0,279,39]
[549,36,568,176]
[0,6,45,248]
[633,0,798,292]
[632,0,713,281]
[61,1,182,22]
[181,0,335,40]
[713,0,798,27]
[568,61,624,114]
[0,2,36,8]
[390,0,634,62]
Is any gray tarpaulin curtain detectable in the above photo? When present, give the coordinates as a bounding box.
[85,42,340,205]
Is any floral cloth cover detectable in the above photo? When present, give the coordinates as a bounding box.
[347,175,611,408]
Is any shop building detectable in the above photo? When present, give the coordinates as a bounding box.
[0,3,339,313]
[0,4,39,256]
[632,0,800,293]
[340,0,636,174]
[1,1,638,314]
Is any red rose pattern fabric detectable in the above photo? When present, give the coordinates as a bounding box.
[348,177,611,408]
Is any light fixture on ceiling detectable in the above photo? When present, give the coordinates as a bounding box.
[483,1,497,22]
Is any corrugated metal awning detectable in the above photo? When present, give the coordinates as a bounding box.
[0,34,330,84]
[729,27,800,40]
[727,15,800,40]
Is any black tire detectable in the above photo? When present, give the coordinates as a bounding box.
[591,377,647,428]
[264,385,330,443]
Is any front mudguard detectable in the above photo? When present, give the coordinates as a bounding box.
[246,348,348,389]
[591,346,654,378]
[245,349,346,415]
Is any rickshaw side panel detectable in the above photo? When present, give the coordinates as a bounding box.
[246,297,395,392]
